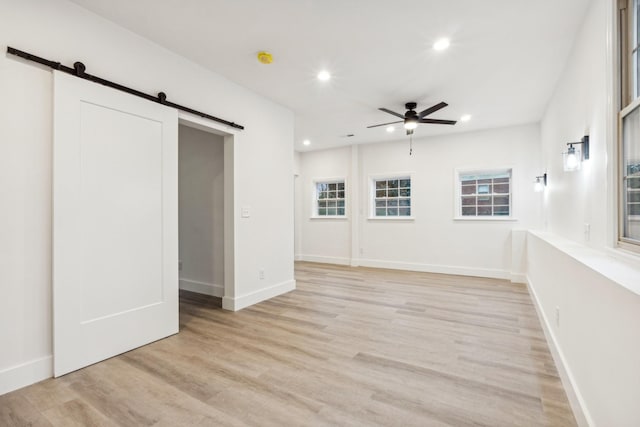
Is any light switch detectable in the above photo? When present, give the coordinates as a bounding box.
[241,206,250,218]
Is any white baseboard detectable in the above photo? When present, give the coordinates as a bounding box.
[298,255,351,266]
[179,278,224,297]
[298,255,511,280]
[222,279,296,311]
[526,275,592,427]
[510,272,527,284]
[0,356,52,396]
[294,254,303,261]
[358,258,510,280]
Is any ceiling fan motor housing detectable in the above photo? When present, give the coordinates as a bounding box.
[404,102,419,123]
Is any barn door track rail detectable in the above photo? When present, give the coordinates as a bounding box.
[6,46,244,130]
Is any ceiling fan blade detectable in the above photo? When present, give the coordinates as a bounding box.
[418,102,448,118]
[367,120,403,129]
[419,118,457,125]
[379,108,405,119]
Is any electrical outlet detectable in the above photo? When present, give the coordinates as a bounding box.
[555,306,560,327]
[178,260,183,271]
[359,248,363,255]
[259,269,265,280]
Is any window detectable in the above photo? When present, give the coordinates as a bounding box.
[457,170,512,218]
[314,180,345,217]
[620,0,640,107]
[372,177,411,217]
[621,106,640,244]
[620,0,640,249]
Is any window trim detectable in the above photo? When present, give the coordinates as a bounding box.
[368,172,415,220]
[311,177,348,219]
[453,167,517,221]
[618,98,640,250]
[618,106,640,252]
[618,1,640,253]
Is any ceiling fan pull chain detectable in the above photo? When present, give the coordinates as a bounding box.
[409,134,413,156]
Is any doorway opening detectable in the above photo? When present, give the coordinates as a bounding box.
[177,113,235,305]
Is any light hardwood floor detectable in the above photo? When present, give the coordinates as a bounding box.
[0,262,576,426]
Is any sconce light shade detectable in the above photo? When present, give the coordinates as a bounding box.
[564,146,580,171]
[563,135,589,172]
[534,173,547,192]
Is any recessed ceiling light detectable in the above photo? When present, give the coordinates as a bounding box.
[433,38,450,51]
[317,70,331,81]
[386,126,395,133]
[303,139,311,146]
[460,114,472,122]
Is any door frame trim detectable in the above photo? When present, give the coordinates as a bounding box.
[178,112,236,305]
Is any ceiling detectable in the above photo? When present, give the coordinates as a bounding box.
[70,0,590,151]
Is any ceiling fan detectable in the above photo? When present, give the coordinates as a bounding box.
[367,101,457,135]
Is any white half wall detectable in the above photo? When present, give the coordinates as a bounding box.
[178,125,224,296]
[527,231,640,427]
[296,124,543,278]
[0,0,294,395]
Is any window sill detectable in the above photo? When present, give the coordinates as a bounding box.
[606,245,640,265]
[453,216,517,222]
[530,230,640,296]
[310,216,349,220]
[367,216,415,221]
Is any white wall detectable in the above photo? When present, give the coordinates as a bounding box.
[540,0,609,249]
[297,124,542,278]
[293,151,302,260]
[0,0,294,394]
[298,146,352,264]
[178,126,224,296]
[530,1,640,425]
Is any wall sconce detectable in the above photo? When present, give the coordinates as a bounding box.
[563,135,590,172]
[534,173,547,192]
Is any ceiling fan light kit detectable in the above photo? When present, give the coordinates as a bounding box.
[404,119,418,130]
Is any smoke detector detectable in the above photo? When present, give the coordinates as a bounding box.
[257,51,273,64]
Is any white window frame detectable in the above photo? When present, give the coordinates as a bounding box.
[618,0,640,253]
[311,177,348,219]
[454,167,516,221]
[618,99,640,251]
[368,173,414,220]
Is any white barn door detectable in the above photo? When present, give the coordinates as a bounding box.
[53,71,179,377]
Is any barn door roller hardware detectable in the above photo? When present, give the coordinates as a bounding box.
[6,46,244,130]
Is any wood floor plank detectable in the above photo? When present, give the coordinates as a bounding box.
[0,393,53,427]
[0,262,576,426]
[17,377,78,413]
[41,399,119,427]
